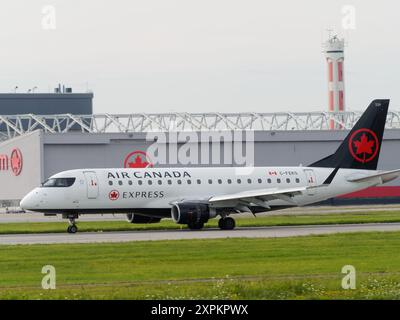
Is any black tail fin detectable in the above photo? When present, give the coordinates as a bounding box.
[309,99,389,171]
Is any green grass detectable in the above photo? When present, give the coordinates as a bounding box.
[1,210,400,234]
[1,232,400,299]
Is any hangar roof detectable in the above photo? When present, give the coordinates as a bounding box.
[1,110,400,141]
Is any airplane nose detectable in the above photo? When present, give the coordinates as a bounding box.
[20,191,39,210]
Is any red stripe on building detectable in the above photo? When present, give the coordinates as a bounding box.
[329,119,334,130]
[338,186,400,199]
[328,61,333,82]
[329,91,334,111]
[329,90,334,129]
[339,91,344,111]
[338,61,343,82]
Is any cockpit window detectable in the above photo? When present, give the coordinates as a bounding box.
[42,178,76,188]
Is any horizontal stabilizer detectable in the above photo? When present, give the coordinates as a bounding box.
[346,169,400,183]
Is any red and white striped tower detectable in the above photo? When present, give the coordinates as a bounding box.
[324,35,345,129]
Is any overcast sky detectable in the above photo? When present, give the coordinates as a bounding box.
[0,0,398,113]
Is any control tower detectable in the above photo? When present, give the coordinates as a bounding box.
[324,35,345,129]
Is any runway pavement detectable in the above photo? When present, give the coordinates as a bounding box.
[1,223,400,245]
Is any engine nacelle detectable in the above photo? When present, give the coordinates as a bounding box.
[171,202,216,225]
[126,213,161,224]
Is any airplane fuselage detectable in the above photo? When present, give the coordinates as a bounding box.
[20,166,380,216]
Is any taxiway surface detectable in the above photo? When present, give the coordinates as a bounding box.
[1,223,399,245]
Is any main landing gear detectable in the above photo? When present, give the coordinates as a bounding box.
[186,217,236,231]
[218,217,236,230]
[64,214,79,234]
[187,221,204,230]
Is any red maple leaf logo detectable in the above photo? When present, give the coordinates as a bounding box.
[349,129,379,163]
[124,151,153,168]
[128,155,150,168]
[109,190,119,200]
[354,133,375,156]
[11,154,21,169]
[10,149,23,176]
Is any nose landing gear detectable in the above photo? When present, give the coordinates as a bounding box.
[67,224,78,234]
[64,214,79,234]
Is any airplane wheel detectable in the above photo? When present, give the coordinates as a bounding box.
[188,221,204,230]
[67,225,78,234]
[219,217,235,230]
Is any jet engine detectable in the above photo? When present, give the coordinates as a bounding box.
[126,213,161,224]
[171,202,216,225]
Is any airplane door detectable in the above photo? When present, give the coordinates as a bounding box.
[304,169,317,196]
[84,171,99,199]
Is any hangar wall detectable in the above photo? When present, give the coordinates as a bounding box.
[45,129,400,172]
[0,131,42,204]
[1,129,400,205]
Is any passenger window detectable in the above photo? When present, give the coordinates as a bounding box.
[168,180,172,185]
[187,180,192,184]
[138,180,143,185]
[227,179,232,184]
[218,179,222,184]
[277,178,281,183]
[158,180,162,185]
[296,178,300,183]
[128,180,133,185]
[258,178,262,184]
[237,179,242,184]
[267,178,271,183]
[286,178,290,183]
[208,179,213,184]
[148,180,152,185]
[247,179,252,184]
[177,180,182,185]
[118,181,123,186]
[197,179,201,184]
[108,181,113,186]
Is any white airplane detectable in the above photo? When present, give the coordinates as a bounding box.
[20,99,400,233]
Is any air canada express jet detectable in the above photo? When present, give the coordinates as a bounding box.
[20,100,400,233]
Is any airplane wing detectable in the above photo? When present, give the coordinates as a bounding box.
[346,169,400,184]
[208,186,308,210]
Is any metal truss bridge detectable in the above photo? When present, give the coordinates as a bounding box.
[1,111,400,140]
